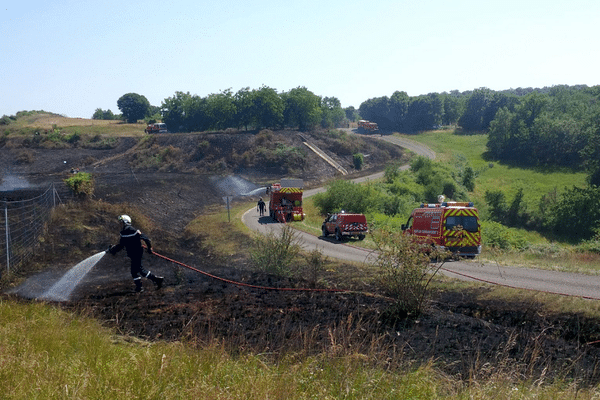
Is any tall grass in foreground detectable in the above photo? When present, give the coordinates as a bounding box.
[1,298,598,399]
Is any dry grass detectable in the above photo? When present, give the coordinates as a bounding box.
[4,112,146,137]
[1,298,598,399]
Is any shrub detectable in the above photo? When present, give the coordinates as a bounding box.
[303,247,326,288]
[250,225,301,277]
[481,221,528,250]
[372,227,448,317]
[64,172,94,198]
[353,153,364,170]
[15,149,34,164]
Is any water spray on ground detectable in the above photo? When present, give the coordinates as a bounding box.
[39,251,107,302]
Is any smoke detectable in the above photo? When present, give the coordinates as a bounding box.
[0,174,33,191]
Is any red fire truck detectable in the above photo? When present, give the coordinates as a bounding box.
[401,200,481,258]
[268,179,305,223]
[144,123,168,134]
[357,120,379,133]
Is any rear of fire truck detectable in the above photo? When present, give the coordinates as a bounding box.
[268,179,305,223]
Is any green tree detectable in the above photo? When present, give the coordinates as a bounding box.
[250,225,301,277]
[320,96,346,128]
[117,93,150,123]
[283,86,322,131]
[359,96,392,131]
[389,91,410,131]
[234,87,254,130]
[547,186,600,240]
[487,107,515,159]
[312,179,372,215]
[161,91,192,131]
[484,190,508,223]
[462,166,475,191]
[252,85,284,130]
[344,106,359,122]
[64,172,94,198]
[459,88,493,131]
[372,227,448,317]
[92,108,104,120]
[92,108,115,120]
[205,89,236,130]
[353,153,364,170]
[441,92,465,126]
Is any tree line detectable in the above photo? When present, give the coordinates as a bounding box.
[358,85,600,181]
[100,84,600,187]
[96,87,349,132]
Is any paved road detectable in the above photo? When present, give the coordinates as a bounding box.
[242,134,600,301]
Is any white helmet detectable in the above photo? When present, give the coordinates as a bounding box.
[118,215,131,224]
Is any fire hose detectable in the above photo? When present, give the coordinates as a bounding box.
[150,249,348,293]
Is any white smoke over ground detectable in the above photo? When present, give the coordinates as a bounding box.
[0,174,33,191]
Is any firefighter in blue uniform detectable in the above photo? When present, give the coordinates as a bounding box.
[108,215,163,293]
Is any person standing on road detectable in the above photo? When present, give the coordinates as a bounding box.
[108,214,163,293]
[257,197,266,216]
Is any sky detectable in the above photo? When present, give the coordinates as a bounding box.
[2,0,599,118]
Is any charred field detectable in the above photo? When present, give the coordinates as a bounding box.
[3,126,600,386]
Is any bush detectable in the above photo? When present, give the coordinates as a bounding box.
[15,150,34,164]
[250,225,301,276]
[353,153,364,170]
[312,179,372,215]
[303,247,326,288]
[64,172,94,198]
[372,228,448,317]
[481,221,528,250]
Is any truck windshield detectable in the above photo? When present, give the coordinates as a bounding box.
[445,215,478,232]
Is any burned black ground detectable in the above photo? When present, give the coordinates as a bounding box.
[2,128,600,385]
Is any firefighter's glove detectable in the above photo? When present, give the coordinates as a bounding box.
[147,247,153,255]
[107,245,116,255]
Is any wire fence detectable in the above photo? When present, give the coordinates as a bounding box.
[0,184,61,278]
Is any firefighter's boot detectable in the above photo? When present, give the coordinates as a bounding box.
[154,276,164,290]
[147,272,164,290]
[134,278,144,293]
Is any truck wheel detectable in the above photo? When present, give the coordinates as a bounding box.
[322,226,328,237]
[335,229,342,241]
[358,234,365,240]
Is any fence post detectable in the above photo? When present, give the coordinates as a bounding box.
[4,204,9,274]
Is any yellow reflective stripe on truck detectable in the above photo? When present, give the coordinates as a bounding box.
[279,188,303,193]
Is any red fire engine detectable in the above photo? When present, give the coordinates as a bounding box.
[401,200,481,258]
[357,120,379,133]
[268,179,305,223]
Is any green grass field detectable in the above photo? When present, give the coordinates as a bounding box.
[405,130,587,207]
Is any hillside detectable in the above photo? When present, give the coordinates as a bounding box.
[4,114,600,393]
[0,114,404,228]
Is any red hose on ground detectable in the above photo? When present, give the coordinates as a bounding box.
[151,249,347,293]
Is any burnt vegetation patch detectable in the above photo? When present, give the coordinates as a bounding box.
[2,127,600,387]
